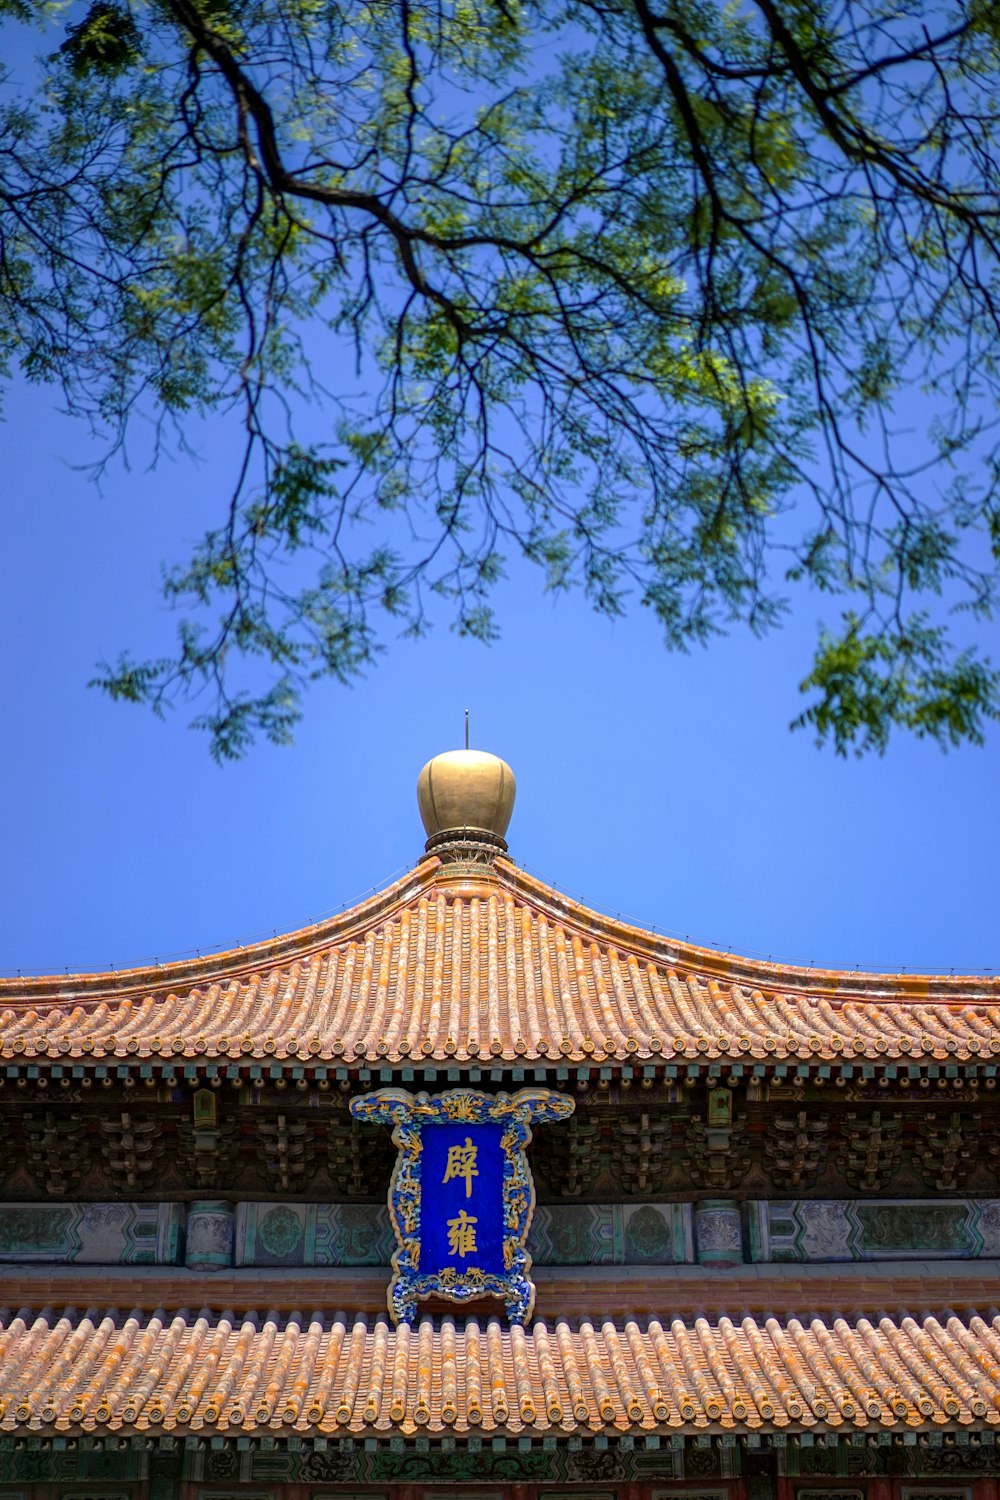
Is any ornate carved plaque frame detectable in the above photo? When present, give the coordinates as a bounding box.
[350,1087,573,1322]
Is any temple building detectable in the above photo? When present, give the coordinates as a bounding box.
[2,750,1000,1500]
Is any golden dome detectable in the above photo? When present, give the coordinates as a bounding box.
[417,749,516,857]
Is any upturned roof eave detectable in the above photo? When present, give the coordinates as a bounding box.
[6,852,995,1009]
[0,858,446,1006]
[498,861,1000,1004]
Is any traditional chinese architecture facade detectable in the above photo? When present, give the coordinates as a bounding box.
[2,751,1000,1500]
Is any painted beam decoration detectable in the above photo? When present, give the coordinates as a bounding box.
[350,1087,574,1322]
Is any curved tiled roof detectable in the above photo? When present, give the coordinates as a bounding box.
[3,1306,1000,1436]
[1,860,997,1068]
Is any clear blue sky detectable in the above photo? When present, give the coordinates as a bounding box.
[2,365,998,981]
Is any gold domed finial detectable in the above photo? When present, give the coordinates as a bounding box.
[417,745,516,862]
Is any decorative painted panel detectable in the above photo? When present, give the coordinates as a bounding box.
[315,1493,388,1500]
[423,1491,506,1500]
[528,1203,615,1264]
[900,1491,973,1500]
[0,1451,147,1484]
[794,1490,864,1500]
[621,1202,695,1263]
[314,1493,389,1500]
[0,1201,183,1264]
[196,1490,274,1500]
[58,1492,132,1500]
[539,1491,615,1500]
[747,1199,1000,1262]
[196,1492,275,1500]
[650,1490,731,1500]
[234,1200,694,1266]
[240,1444,739,1486]
[789,1445,1000,1478]
[233,1202,396,1266]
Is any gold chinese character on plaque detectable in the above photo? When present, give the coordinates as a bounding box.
[441,1136,479,1197]
[446,1208,479,1259]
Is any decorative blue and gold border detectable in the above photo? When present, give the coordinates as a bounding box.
[350,1088,574,1323]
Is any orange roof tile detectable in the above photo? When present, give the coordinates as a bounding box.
[1,860,997,1068]
[2,1306,1000,1436]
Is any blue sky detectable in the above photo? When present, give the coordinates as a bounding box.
[2,365,998,982]
[1,6,997,983]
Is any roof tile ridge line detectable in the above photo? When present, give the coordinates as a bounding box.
[495,860,1000,1005]
[0,861,444,1007]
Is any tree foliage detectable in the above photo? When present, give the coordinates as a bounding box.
[1,0,998,757]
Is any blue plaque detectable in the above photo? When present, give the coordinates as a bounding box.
[350,1087,574,1323]
[420,1123,505,1276]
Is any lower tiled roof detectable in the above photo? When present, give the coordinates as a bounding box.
[3,1307,1000,1436]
